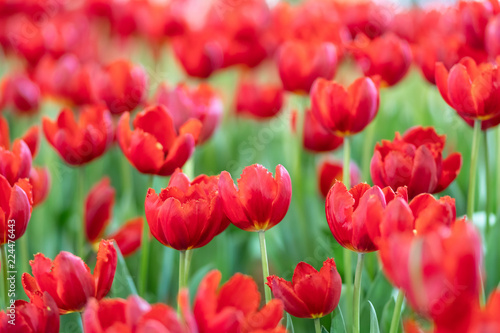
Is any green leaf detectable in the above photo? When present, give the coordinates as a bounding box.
[330,306,347,333]
[368,301,380,333]
[321,326,329,333]
[381,297,396,333]
[485,220,500,295]
[286,313,295,333]
[109,243,137,298]
[60,312,83,333]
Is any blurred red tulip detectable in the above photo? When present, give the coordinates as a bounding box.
[371,126,462,199]
[436,57,500,123]
[277,40,337,94]
[267,258,341,319]
[219,164,291,232]
[0,292,59,333]
[22,239,117,314]
[468,289,500,332]
[0,175,32,244]
[108,217,143,257]
[302,109,344,152]
[29,166,51,207]
[318,159,361,198]
[486,15,500,58]
[21,125,40,157]
[98,59,148,115]
[349,33,412,86]
[0,139,32,186]
[194,270,285,333]
[337,1,392,39]
[325,182,406,252]
[235,80,284,119]
[1,15,45,66]
[311,77,379,136]
[458,0,493,50]
[154,83,223,144]
[0,73,41,114]
[117,105,200,176]
[43,105,114,165]
[83,295,187,332]
[145,169,229,250]
[85,177,115,244]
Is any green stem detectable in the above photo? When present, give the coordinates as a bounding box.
[497,127,500,225]
[361,123,376,182]
[467,120,481,220]
[389,290,405,333]
[484,131,491,236]
[77,167,85,258]
[179,250,186,291]
[184,249,193,287]
[353,253,365,333]
[19,233,29,275]
[314,318,321,333]
[138,175,154,297]
[343,136,354,332]
[183,157,195,180]
[258,231,272,303]
[1,244,9,309]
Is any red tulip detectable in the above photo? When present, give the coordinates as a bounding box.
[370,126,462,199]
[235,80,284,119]
[29,167,51,207]
[302,109,344,152]
[21,125,40,157]
[311,77,379,136]
[325,182,407,253]
[145,169,229,251]
[266,258,341,319]
[435,57,500,122]
[218,164,291,232]
[486,15,500,58]
[83,295,187,332]
[0,73,41,114]
[277,40,337,94]
[468,289,500,332]
[318,159,361,198]
[22,239,117,314]
[378,219,482,332]
[337,1,391,39]
[193,270,285,333]
[108,217,143,257]
[117,105,200,176]
[42,105,114,165]
[154,83,223,144]
[0,116,8,149]
[458,0,493,50]
[0,137,32,186]
[85,177,115,244]
[98,59,148,114]
[349,33,412,86]
[0,292,59,333]
[0,175,32,244]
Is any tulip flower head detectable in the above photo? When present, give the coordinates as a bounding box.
[117,105,201,176]
[22,239,117,314]
[266,258,342,319]
[235,80,284,119]
[0,73,41,114]
[302,109,344,152]
[218,164,292,232]
[0,174,32,245]
[85,177,115,244]
[318,159,361,198]
[145,169,229,250]
[311,76,379,137]
[370,126,462,199]
[42,105,114,166]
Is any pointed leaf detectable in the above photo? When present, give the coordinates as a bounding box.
[368,301,380,333]
[330,306,347,333]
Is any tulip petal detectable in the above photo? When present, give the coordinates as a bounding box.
[217,273,260,316]
[435,152,462,193]
[269,165,291,229]
[448,63,478,117]
[266,276,310,318]
[159,133,195,176]
[435,62,452,107]
[408,146,438,198]
[292,262,318,286]
[128,131,165,174]
[93,240,117,300]
[133,105,176,153]
[218,171,251,230]
[349,77,379,134]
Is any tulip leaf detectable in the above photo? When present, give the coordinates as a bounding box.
[485,219,500,295]
[381,296,396,333]
[321,326,329,333]
[368,301,381,333]
[330,306,347,333]
[286,313,295,333]
[60,312,83,333]
[109,243,137,298]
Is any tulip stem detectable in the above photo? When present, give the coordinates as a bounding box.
[467,119,481,220]
[184,249,193,287]
[353,253,365,333]
[139,175,154,297]
[314,318,321,333]
[258,231,272,303]
[1,244,8,309]
[389,289,405,333]
[483,131,491,236]
[179,250,186,291]
[77,167,85,258]
[343,136,354,331]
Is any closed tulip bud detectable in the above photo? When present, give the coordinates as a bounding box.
[277,40,337,94]
[318,159,361,198]
[0,175,32,245]
[0,74,41,115]
[370,126,462,199]
[117,105,200,176]
[235,80,284,119]
[22,239,117,314]
[85,177,115,244]
[218,164,292,232]
[311,77,379,137]
[42,105,114,166]
[267,258,342,319]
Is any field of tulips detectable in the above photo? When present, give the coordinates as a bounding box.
[1,0,500,332]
